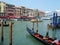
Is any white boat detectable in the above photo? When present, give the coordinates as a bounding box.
[31,19,42,22]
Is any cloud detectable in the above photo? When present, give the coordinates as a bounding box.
[55,10,60,12]
[45,11,51,13]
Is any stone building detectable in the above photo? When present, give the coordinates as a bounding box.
[0,1,6,16]
[15,6,21,16]
[5,4,15,16]
[0,1,45,19]
[30,9,45,18]
[0,1,15,16]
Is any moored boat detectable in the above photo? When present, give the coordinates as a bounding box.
[0,24,9,26]
[31,19,42,22]
[0,21,14,26]
[27,27,60,45]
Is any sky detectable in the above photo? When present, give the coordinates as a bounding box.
[0,0,60,12]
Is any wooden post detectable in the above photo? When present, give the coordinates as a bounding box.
[1,20,4,42]
[46,24,49,37]
[32,22,34,30]
[36,19,38,33]
[52,28,56,39]
[9,21,12,45]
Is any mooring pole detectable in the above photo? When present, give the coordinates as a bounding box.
[9,21,12,45]
[46,24,49,37]
[32,22,34,30]
[1,20,4,42]
[36,19,38,33]
[52,28,56,39]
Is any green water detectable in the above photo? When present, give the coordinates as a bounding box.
[0,20,60,45]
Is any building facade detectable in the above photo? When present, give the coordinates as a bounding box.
[0,1,15,16]
[20,6,26,16]
[15,6,21,16]
[0,1,45,19]
[5,4,15,16]
[29,9,45,18]
[0,1,6,16]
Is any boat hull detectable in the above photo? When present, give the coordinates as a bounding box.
[0,24,9,26]
[0,23,14,27]
[27,27,53,45]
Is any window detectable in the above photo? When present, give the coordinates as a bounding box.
[8,13,13,16]
[8,10,13,12]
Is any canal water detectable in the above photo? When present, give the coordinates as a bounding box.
[0,20,60,45]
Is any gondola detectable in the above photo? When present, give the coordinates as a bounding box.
[0,22,14,26]
[0,24,9,26]
[26,27,60,45]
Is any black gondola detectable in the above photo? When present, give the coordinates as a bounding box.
[0,24,9,26]
[0,22,14,26]
[26,27,60,45]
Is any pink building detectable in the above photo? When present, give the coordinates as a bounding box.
[5,4,15,16]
